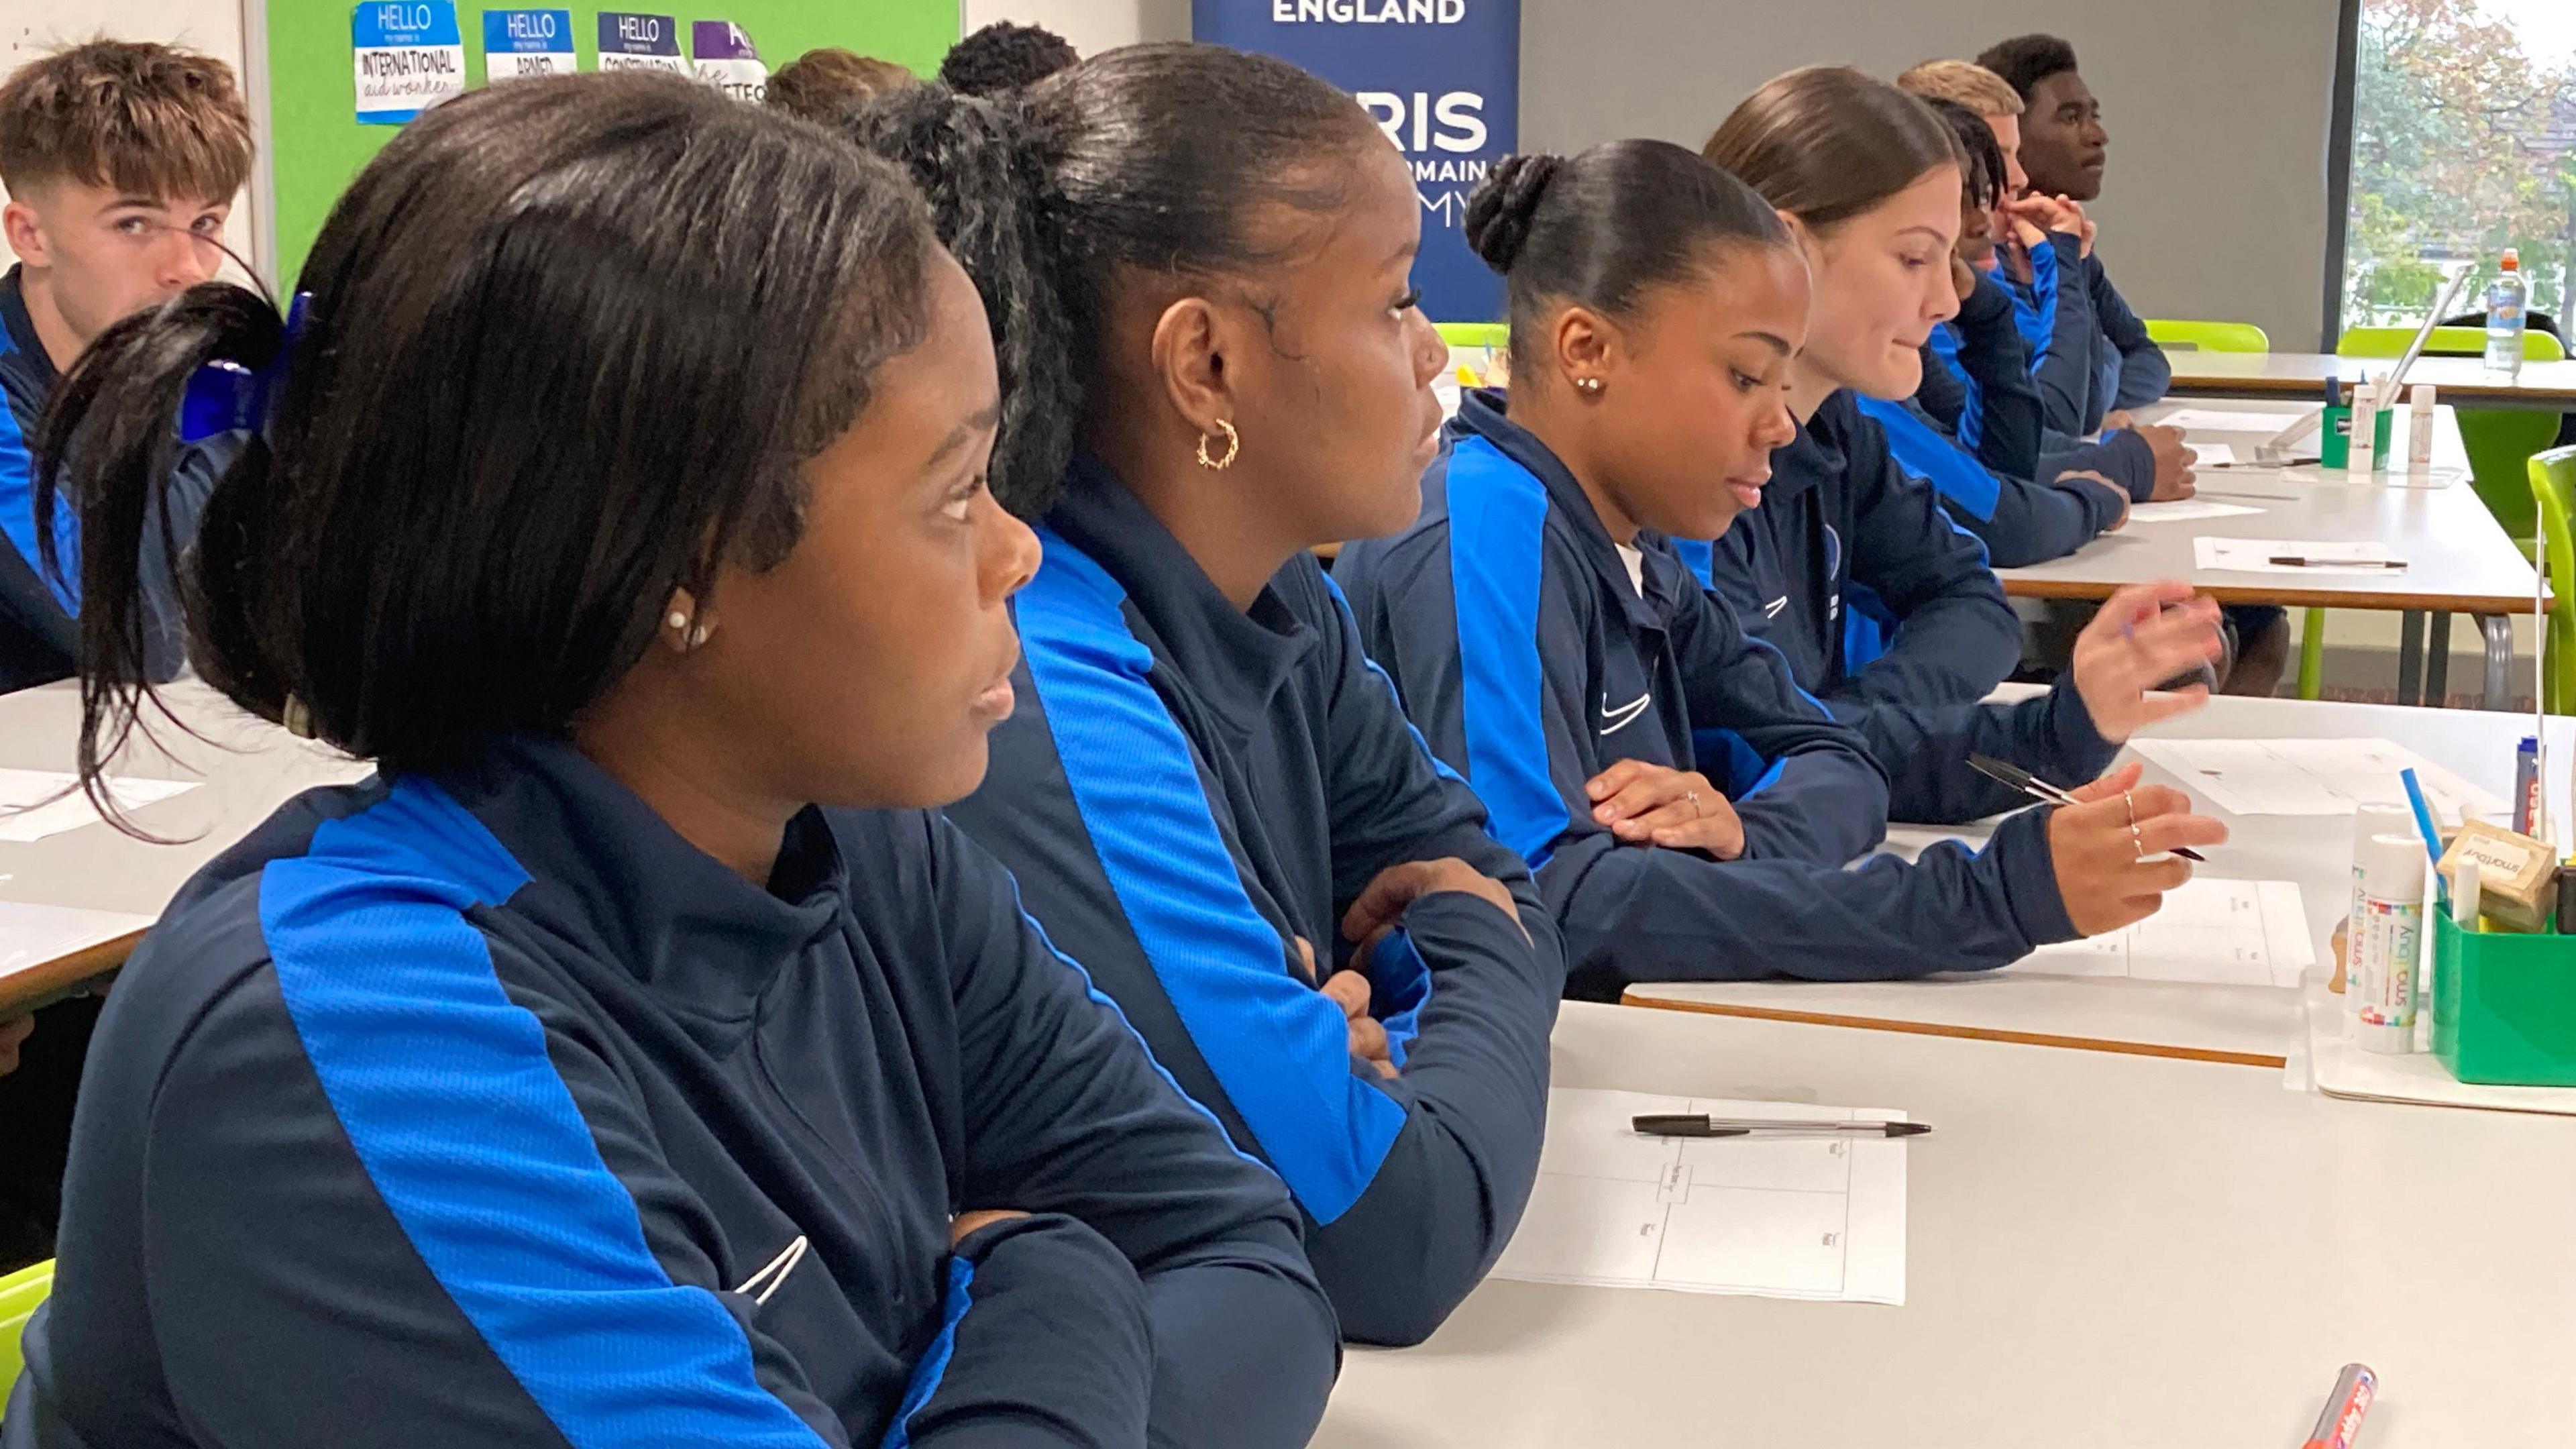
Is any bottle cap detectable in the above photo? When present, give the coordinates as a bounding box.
[2353,804,2414,851]
[2502,249,2520,271]
[2359,832,2426,904]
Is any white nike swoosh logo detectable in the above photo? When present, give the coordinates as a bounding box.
[1764,596,1788,619]
[1599,692,1653,735]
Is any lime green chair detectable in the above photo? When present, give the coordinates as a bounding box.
[2336,326,2566,543]
[1435,323,1509,351]
[2531,447,2576,715]
[0,1258,52,1393]
[2147,319,2271,354]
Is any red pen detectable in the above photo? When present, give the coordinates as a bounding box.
[2301,1364,2377,1449]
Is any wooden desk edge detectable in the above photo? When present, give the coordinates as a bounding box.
[1617,989,2290,1069]
[2000,575,2548,613]
[0,930,143,1018]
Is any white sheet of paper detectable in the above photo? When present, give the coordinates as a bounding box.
[0,769,197,843]
[2132,737,2507,821]
[2158,408,2316,434]
[2192,537,2402,575]
[2129,499,2262,523]
[2017,878,2312,987]
[2186,441,2239,467]
[0,900,152,983]
[1491,1088,1907,1305]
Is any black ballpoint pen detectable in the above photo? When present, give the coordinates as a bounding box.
[1966,753,2208,862]
[1631,1114,1931,1139]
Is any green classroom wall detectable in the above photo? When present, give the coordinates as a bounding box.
[264,0,960,283]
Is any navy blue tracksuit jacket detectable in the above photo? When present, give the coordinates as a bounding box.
[1962,233,2160,501]
[7,736,1334,1447]
[0,266,228,692]
[943,458,1563,1349]
[1883,272,2127,566]
[1335,394,2080,1002]
[1676,389,2121,822]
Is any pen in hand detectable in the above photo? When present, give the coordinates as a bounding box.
[1966,754,2208,862]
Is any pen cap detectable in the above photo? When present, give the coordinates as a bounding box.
[2359,832,2426,905]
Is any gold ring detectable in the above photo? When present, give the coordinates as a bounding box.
[2131,822,2145,859]
[2123,789,2137,829]
[1685,789,1703,819]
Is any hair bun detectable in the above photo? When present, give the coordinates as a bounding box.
[1463,153,1563,274]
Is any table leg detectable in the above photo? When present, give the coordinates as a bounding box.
[2425,611,2451,707]
[2396,610,2424,707]
[2483,613,2514,709]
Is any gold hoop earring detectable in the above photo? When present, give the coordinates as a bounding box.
[1197,419,1240,471]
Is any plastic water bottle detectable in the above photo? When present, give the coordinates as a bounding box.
[2485,250,2527,375]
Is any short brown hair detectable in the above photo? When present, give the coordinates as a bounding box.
[763,48,916,125]
[1703,65,1960,233]
[0,40,252,204]
[1894,60,2023,119]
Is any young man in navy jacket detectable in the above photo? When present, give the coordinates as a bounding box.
[1978,34,2289,694]
[0,41,252,693]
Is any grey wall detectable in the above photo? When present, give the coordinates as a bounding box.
[1519,0,2346,349]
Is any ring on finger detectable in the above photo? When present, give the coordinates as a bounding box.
[1684,788,1703,820]
[2131,822,2145,860]
[2123,790,2137,829]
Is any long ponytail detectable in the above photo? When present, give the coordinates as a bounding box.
[34,282,288,815]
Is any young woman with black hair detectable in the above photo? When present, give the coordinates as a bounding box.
[847,47,1562,1349]
[1334,138,2226,1000]
[6,74,1335,1448]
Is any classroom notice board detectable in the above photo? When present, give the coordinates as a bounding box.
[258,0,960,284]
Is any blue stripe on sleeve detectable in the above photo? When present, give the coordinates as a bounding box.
[257,777,824,1448]
[2012,241,2059,364]
[1441,437,1570,868]
[1925,323,1982,451]
[1852,396,2002,522]
[1015,527,1404,1226]
[0,385,78,612]
[881,1256,974,1449]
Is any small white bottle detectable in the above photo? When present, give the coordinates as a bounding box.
[2408,383,2436,472]
[2344,804,2413,1005]
[2353,833,2427,1053]
[2348,379,2379,475]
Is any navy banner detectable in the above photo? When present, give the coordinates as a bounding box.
[1192,0,1519,322]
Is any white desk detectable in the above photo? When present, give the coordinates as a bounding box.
[1623,693,2571,1068]
[2164,348,2576,411]
[0,680,365,1013]
[1317,1002,2576,1447]
[1997,399,2542,707]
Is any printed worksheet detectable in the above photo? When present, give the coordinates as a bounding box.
[2157,408,2317,434]
[2017,878,2312,987]
[2131,737,2506,820]
[2192,537,2405,575]
[0,901,154,983]
[0,767,197,843]
[2186,441,2240,468]
[2127,498,2261,524]
[1491,1089,1907,1305]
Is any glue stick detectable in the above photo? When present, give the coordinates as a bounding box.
[2353,833,2426,1053]
[2348,380,2379,475]
[2344,804,2413,1003]
[2408,384,2437,470]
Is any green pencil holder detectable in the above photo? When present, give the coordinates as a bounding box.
[2430,912,2576,1086]
[2318,405,2395,470]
